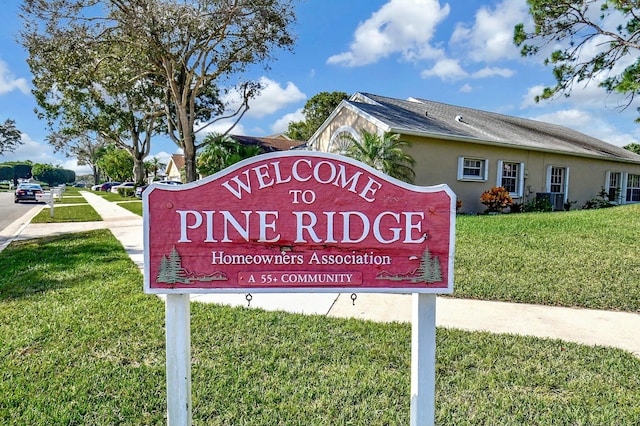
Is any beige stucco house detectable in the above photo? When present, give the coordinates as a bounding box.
[308,92,640,213]
[164,153,185,182]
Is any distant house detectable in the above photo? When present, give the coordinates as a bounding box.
[163,136,303,182]
[164,153,185,182]
[308,92,640,213]
[229,134,305,152]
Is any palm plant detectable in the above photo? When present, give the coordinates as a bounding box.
[341,130,416,184]
[197,134,262,177]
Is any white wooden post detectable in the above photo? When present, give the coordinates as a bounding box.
[410,293,437,426]
[165,294,192,426]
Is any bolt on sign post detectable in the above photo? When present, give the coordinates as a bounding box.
[144,151,455,426]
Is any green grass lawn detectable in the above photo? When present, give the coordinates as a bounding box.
[0,230,639,425]
[454,204,640,312]
[99,194,640,311]
[30,204,102,223]
[92,190,137,202]
[54,195,88,204]
[117,200,143,216]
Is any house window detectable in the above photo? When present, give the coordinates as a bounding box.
[549,166,566,193]
[627,174,640,202]
[328,126,359,154]
[607,172,621,203]
[546,166,569,211]
[497,161,524,197]
[457,157,488,181]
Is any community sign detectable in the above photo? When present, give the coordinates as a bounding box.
[143,151,455,294]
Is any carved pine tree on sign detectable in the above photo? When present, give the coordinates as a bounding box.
[157,247,187,284]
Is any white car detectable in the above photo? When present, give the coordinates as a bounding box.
[111,182,135,193]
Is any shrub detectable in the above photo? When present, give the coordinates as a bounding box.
[523,197,552,213]
[480,186,513,212]
[117,187,136,197]
[582,188,614,210]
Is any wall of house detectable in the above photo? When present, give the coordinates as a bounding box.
[311,108,640,213]
[403,135,640,213]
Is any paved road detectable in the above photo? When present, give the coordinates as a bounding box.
[0,192,41,230]
[0,192,43,249]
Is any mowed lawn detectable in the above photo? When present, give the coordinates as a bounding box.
[119,198,640,311]
[454,204,640,312]
[1,204,640,424]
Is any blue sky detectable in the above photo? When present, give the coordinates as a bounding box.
[1,0,639,176]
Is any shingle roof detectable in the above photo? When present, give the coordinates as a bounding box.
[170,153,185,170]
[346,93,640,163]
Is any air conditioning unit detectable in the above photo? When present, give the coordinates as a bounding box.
[550,193,565,211]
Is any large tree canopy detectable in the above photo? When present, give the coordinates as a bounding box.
[21,0,299,182]
[514,1,640,120]
[286,91,349,141]
[0,119,23,155]
[96,145,134,182]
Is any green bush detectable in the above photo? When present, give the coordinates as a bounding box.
[117,187,136,197]
[582,187,615,209]
[523,197,552,212]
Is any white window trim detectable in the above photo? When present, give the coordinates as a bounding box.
[496,160,525,198]
[605,171,623,204]
[546,165,569,204]
[457,156,488,182]
[620,172,640,204]
[327,126,360,154]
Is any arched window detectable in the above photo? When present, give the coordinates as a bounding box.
[327,126,359,154]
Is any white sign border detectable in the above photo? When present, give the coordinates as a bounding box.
[143,151,456,295]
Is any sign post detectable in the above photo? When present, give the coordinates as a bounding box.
[36,192,55,218]
[144,152,455,425]
[165,294,192,426]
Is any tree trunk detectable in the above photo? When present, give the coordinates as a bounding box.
[183,143,198,182]
[133,156,146,185]
[92,166,100,185]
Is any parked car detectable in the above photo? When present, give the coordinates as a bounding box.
[135,180,182,198]
[91,184,102,191]
[99,182,120,192]
[14,183,44,203]
[111,182,135,194]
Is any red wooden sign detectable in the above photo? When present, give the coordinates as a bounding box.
[143,152,455,294]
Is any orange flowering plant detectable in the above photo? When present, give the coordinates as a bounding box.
[480,186,513,212]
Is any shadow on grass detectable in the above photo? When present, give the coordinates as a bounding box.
[0,229,128,300]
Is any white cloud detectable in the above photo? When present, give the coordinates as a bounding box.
[0,60,30,95]
[221,77,306,120]
[471,67,515,79]
[531,109,638,147]
[421,58,468,81]
[198,118,248,139]
[60,158,92,176]
[459,83,473,93]
[450,0,528,62]
[422,61,515,82]
[520,84,546,108]
[271,108,304,134]
[327,0,450,67]
[1,133,60,166]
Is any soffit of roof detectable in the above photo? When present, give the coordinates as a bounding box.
[354,93,640,164]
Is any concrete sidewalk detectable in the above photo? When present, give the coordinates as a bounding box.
[6,190,640,358]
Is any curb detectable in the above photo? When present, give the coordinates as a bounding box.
[0,204,45,253]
